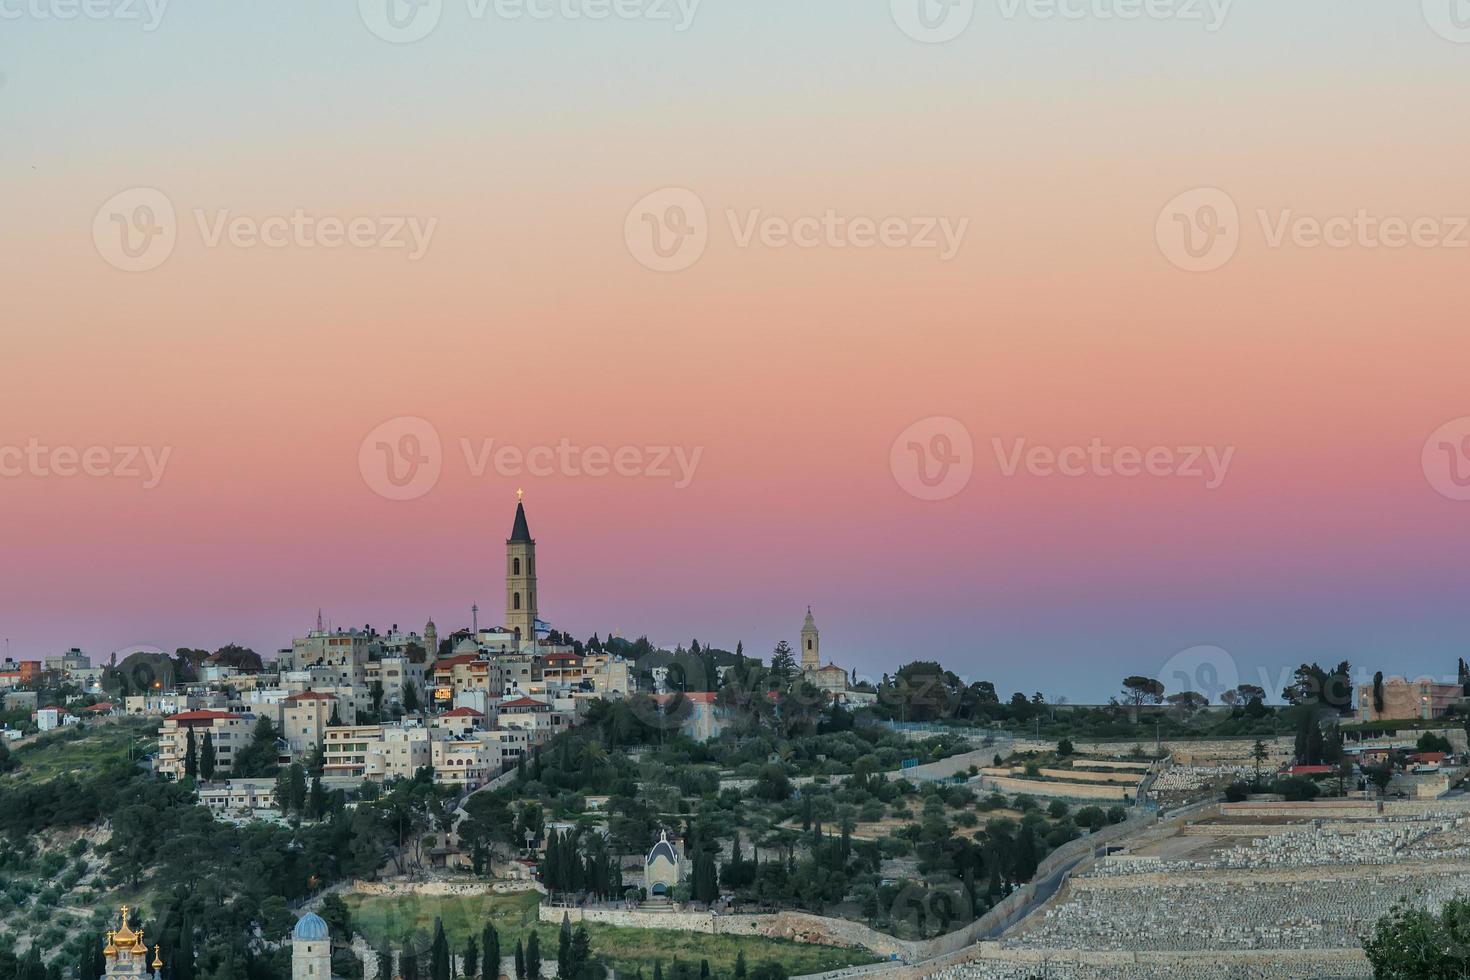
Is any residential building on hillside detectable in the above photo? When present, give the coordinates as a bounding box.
[155,710,255,780]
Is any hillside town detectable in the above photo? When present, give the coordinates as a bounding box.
[5,502,1470,980]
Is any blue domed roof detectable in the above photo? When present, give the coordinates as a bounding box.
[293,914,329,941]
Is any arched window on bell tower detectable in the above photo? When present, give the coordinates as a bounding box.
[513,557,521,575]
[514,592,521,611]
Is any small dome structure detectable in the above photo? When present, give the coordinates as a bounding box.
[292,913,329,941]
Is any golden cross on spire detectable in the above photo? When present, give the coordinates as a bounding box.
[516,488,524,501]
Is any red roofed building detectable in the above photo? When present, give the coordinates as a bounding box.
[1284,765,1337,777]
[497,695,567,743]
[436,706,486,738]
[651,692,724,741]
[156,710,253,780]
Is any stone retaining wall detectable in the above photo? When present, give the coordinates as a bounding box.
[980,776,1130,801]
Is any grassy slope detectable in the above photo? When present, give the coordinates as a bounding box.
[4,719,156,786]
[342,892,880,976]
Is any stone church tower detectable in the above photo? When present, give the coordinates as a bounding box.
[801,607,820,671]
[291,913,331,980]
[505,495,537,648]
[424,617,438,658]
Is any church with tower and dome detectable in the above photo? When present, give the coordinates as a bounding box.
[798,607,852,695]
[101,906,164,980]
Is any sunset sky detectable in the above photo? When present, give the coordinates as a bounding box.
[3,1,1470,702]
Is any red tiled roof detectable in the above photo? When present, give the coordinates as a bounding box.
[434,655,480,669]
[284,691,338,702]
[544,652,579,662]
[82,702,115,712]
[167,710,237,722]
[500,696,548,708]
[654,692,717,704]
[444,707,484,717]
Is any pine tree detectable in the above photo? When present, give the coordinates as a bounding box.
[200,731,217,782]
[184,726,198,780]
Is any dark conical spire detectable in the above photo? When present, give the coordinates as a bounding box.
[509,500,532,542]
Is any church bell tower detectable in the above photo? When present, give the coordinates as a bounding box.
[801,607,820,671]
[506,491,537,649]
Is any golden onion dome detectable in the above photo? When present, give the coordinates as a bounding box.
[104,932,118,958]
[152,945,164,970]
[114,906,138,945]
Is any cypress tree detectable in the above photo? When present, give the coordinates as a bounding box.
[526,932,540,980]
[431,918,451,980]
[463,938,478,980]
[377,943,392,980]
[200,731,217,782]
[557,915,572,979]
[734,952,746,979]
[184,726,198,780]
[514,941,525,980]
[482,924,500,980]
